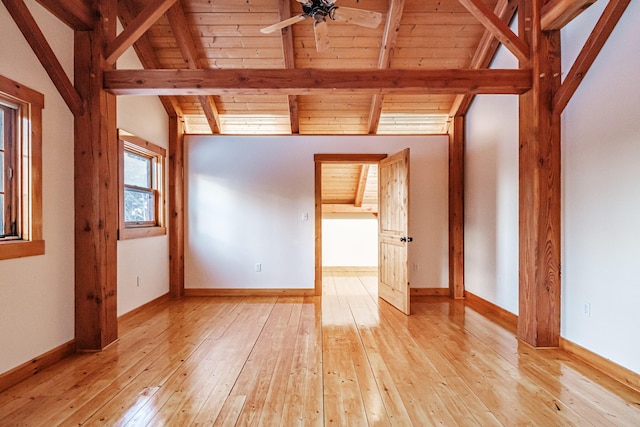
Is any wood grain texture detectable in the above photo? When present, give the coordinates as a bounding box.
[448,116,465,299]
[73,0,119,351]
[378,148,410,315]
[367,0,405,133]
[553,0,631,114]
[0,340,76,392]
[169,115,185,299]
[541,0,597,30]
[449,0,518,117]
[103,68,533,96]
[517,0,562,348]
[105,0,178,64]
[457,0,529,62]
[2,0,84,116]
[35,0,93,30]
[2,272,638,424]
[117,0,178,117]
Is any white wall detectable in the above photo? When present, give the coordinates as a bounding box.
[186,135,448,290]
[322,216,378,267]
[561,1,640,373]
[0,1,75,373]
[466,3,640,374]
[465,42,519,313]
[116,37,170,316]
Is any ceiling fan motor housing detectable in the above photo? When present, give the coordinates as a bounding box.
[302,0,338,20]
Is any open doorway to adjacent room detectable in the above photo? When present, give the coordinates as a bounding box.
[319,160,380,298]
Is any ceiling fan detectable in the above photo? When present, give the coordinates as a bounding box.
[261,0,383,52]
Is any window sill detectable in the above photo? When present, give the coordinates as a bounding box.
[119,227,166,240]
[0,240,45,260]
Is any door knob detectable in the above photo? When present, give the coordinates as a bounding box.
[400,237,413,243]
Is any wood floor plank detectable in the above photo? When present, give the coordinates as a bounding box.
[1,273,639,426]
[132,296,277,426]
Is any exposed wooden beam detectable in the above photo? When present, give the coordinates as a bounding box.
[198,95,220,134]
[449,116,465,299]
[554,0,630,114]
[74,0,119,351]
[368,0,405,134]
[35,0,92,30]
[458,0,529,62]
[117,0,178,117]
[354,164,370,208]
[169,115,185,299]
[518,0,562,348]
[278,0,300,134]
[449,0,518,117]
[104,69,532,96]
[2,0,84,116]
[105,0,177,65]
[166,2,220,134]
[542,0,597,30]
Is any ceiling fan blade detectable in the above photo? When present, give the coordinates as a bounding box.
[314,18,330,52]
[331,6,382,29]
[260,14,308,34]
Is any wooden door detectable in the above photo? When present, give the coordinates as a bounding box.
[378,148,410,315]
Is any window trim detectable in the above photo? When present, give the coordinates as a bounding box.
[118,129,166,240]
[0,74,44,260]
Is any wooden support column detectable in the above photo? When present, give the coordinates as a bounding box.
[74,0,119,351]
[518,0,562,348]
[169,114,185,299]
[449,116,465,299]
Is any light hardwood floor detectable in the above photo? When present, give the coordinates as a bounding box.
[1,271,639,425]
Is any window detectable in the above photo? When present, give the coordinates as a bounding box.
[118,130,166,239]
[0,74,44,260]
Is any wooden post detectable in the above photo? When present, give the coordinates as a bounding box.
[518,0,562,347]
[449,116,465,299]
[73,0,119,350]
[169,114,185,299]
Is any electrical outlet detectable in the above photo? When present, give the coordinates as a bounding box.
[136,276,141,287]
[255,263,262,272]
[412,263,419,271]
[582,303,591,317]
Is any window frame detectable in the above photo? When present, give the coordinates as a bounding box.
[0,74,44,260]
[118,130,166,240]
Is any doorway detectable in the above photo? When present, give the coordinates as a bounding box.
[321,162,380,297]
[313,154,386,296]
[314,150,412,315]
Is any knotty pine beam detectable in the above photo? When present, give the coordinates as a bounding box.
[117,0,178,117]
[36,0,92,30]
[518,0,562,348]
[278,0,300,134]
[354,165,370,208]
[554,0,631,114]
[449,0,518,117]
[458,0,529,62]
[169,115,185,299]
[166,2,220,134]
[541,0,596,30]
[368,0,405,134]
[448,116,465,299]
[105,0,177,65]
[103,68,532,96]
[74,0,119,351]
[3,0,84,116]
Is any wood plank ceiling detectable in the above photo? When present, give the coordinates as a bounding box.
[123,0,503,135]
